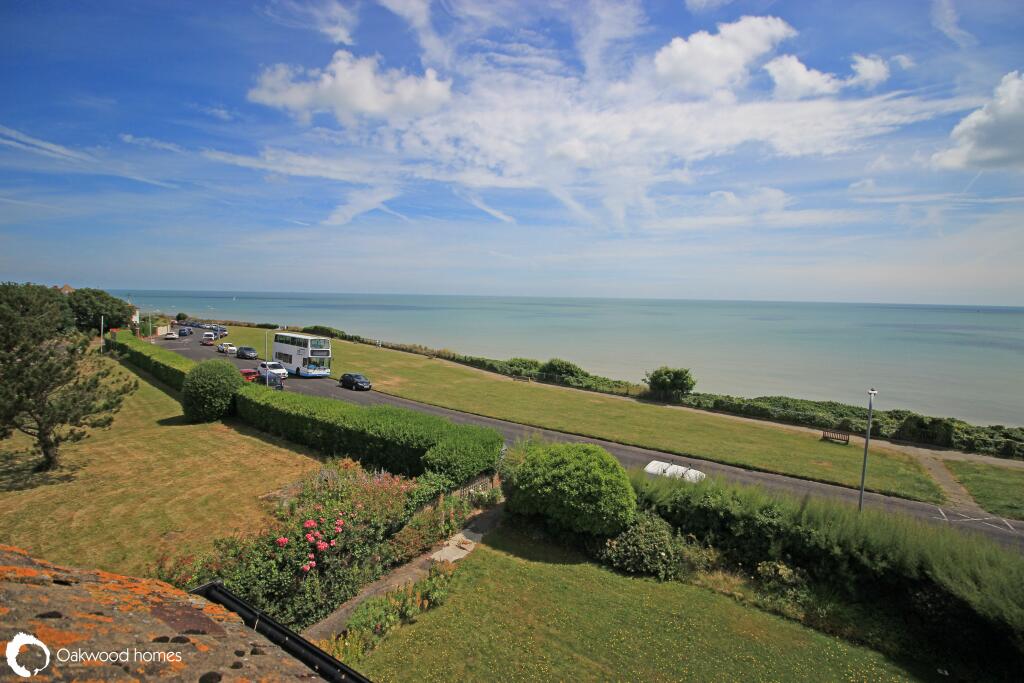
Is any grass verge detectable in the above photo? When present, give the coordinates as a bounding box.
[358,525,921,682]
[945,460,1024,519]
[223,325,942,502]
[0,361,318,576]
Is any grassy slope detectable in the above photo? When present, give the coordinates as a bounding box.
[945,460,1024,519]
[360,525,919,682]
[226,326,942,502]
[0,363,318,576]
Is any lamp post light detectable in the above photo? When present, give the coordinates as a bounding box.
[858,388,878,512]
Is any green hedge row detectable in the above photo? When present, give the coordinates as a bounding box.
[109,331,502,484]
[630,471,1024,664]
[678,393,1024,459]
[106,332,195,390]
[234,384,503,484]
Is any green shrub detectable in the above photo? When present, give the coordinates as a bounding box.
[596,511,681,580]
[321,561,457,664]
[182,360,244,422]
[538,357,587,379]
[676,393,1023,459]
[503,442,636,536]
[175,312,188,321]
[630,470,1024,664]
[644,366,697,401]
[234,384,502,483]
[107,332,196,390]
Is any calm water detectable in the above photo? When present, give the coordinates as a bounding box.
[110,290,1024,426]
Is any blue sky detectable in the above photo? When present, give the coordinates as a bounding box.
[1,0,1022,304]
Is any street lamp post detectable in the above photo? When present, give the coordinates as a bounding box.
[858,388,878,512]
[265,328,271,387]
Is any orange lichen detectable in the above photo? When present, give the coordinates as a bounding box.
[30,622,88,647]
[0,565,41,579]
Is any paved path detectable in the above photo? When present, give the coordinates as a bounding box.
[152,335,1024,551]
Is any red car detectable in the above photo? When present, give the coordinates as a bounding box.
[239,369,259,382]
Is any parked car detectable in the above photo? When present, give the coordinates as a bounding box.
[643,460,706,483]
[236,346,259,360]
[178,326,192,336]
[258,361,289,380]
[340,373,372,391]
[201,332,216,345]
[164,331,178,340]
[218,342,237,355]
[239,368,260,382]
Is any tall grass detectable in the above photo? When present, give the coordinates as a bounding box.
[630,471,1024,663]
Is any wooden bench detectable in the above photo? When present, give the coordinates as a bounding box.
[511,375,531,382]
[821,429,850,444]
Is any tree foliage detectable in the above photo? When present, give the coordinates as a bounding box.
[67,287,133,334]
[644,366,697,401]
[175,311,189,321]
[0,282,137,470]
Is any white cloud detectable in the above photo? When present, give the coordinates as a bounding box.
[572,0,646,81]
[323,186,399,225]
[684,0,734,12]
[0,124,90,162]
[377,0,449,66]
[654,16,796,96]
[454,188,516,223]
[847,54,889,89]
[933,71,1024,170]
[893,54,915,70]
[120,133,183,153]
[931,0,975,48]
[764,55,841,99]
[264,0,358,44]
[248,50,452,123]
[765,54,889,99]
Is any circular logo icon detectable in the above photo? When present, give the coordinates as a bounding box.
[6,632,51,678]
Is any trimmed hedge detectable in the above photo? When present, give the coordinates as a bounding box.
[182,360,244,422]
[234,384,502,484]
[502,442,637,536]
[107,332,195,390]
[678,393,1024,459]
[630,471,1024,664]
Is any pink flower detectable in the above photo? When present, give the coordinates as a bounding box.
[276,537,289,547]
[309,560,316,568]
[316,541,329,551]
[305,533,315,543]
[319,517,325,523]
[329,539,336,547]
[300,564,310,572]
[303,519,317,529]
[308,553,315,559]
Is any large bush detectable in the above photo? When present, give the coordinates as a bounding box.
[235,384,502,483]
[68,288,133,334]
[596,511,681,580]
[503,442,636,536]
[630,471,1024,665]
[182,360,244,422]
[107,332,196,390]
[644,366,697,401]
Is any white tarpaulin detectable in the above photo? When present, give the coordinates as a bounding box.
[647,460,706,483]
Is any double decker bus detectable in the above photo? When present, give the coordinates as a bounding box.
[272,332,332,377]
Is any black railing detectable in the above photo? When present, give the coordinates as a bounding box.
[190,580,371,683]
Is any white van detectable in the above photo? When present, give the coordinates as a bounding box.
[202,332,216,345]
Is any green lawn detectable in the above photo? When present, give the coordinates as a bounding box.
[946,460,1024,519]
[0,362,318,576]
[225,326,942,502]
[358,525,919,682]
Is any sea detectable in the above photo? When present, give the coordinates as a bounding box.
[109,290,1024,427]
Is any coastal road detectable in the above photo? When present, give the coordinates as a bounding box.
[155,334,1024,551]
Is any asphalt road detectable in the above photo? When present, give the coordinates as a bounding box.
[156,332,1024,551]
